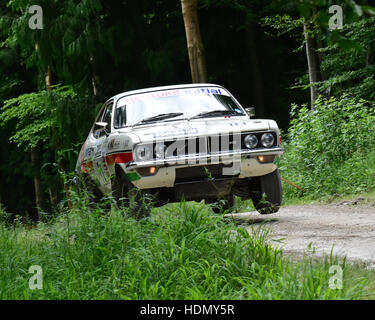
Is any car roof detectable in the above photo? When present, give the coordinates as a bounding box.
[113,83,225,100]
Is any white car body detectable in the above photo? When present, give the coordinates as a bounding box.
[76,84,284,209]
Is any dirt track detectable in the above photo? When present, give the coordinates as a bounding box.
[227,201,375,265]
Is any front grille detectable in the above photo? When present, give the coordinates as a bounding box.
[156,137,208,158]
[150,131,277,160]
[208,134,239,153]
[175,164,238,183]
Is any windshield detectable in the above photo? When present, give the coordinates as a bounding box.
[114,87,245,127]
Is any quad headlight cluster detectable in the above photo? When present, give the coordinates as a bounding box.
[243,132,275,149]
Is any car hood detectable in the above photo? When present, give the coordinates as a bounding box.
[124,118,272,142]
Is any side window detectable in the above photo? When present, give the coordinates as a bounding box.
[114,105,126,128]
[102,102,113,133]
[93,101,113,139]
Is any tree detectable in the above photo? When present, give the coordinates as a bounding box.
[181,0,207,83]
[0,86,96,218]
[318,16,375,100]
[304,22,323,109]
[265,0,375,109]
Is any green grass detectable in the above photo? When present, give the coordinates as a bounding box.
[0,195,372,300]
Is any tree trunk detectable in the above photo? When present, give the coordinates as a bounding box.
[304,23,322,109]
[30,149,44,221]
[45,65,53,91]
[245,23,265,118]
[181,0,208,83]
[48,186,58,208]
[59,158,73,210]
[90,56,100,97]
[46,64,59,209]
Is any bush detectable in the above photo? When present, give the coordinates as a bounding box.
[279,95,375,198]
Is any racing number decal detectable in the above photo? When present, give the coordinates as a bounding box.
[92,140,110,186]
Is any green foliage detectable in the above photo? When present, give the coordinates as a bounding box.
[279,95,375,198]
[0,85,95,159]
[0,198,367,299]
[262,14,305,38]
[0,86,74,150]
[264,1,375,98]
[0,0,373,215]
[318,17,375,100]
[0,85,96,214]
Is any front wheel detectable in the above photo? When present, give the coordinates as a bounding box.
[250,169,282,214]
[75,172,103,204]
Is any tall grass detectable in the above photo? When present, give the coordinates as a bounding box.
[0,195,368,299]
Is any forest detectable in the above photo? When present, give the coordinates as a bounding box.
[1,0,375,301]
[0,0,374,219]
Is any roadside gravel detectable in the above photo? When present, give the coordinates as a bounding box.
[226,201,375,265]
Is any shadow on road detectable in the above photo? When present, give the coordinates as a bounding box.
[223,213,279,226]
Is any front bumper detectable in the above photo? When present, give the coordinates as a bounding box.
[125,147,284,170]
[124,147,284,189]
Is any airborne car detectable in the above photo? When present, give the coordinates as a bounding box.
[76,84,284,217]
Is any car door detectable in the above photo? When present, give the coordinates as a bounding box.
[91,101,114,193]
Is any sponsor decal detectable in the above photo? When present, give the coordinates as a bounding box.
[83,160,93,171]
[152,128,199,139]
[229,121,248,127]
[81,163,87,173]
[183,88,225,95]
[108,138,120,151]
[118,88,229,106]
[85,146,93,158]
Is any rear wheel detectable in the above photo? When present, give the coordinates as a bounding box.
[250,169,282,214]
[112,169,151,219]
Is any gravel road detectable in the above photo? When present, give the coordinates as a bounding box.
[227,200,375,264]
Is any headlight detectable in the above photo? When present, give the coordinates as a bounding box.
[244,134,258,148]
[261,133,275,148]
[155,143,166,159]
[135,145,152,161]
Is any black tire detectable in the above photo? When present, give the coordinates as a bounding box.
[112,170,151,219]
[251,168,282,214]
[76,172,103,204]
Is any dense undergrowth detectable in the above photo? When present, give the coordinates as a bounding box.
[0,194,369,300]
[278,95,375,200]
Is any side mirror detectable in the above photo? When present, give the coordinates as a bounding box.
[245,107,255,118]
[94,122,109,136]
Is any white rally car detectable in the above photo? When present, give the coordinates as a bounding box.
[75,84,284,217]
